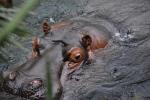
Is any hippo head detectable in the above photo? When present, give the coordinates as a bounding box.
[52,39,88,70]
[1,61,46,100]
[0,42,63,100]
[0,18,112,99]
[52,19,111,71]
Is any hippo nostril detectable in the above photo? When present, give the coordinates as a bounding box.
[9,71,17,81]
[29,78,43,88]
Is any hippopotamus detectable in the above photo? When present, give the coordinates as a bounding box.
[1,0,150,100]
[0,13,112,100]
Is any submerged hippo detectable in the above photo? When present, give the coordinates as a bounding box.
[0,15,111,100]
[1,0,150,100]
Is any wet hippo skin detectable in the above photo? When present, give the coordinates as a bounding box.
[1,0,150,100]
[1,45,64,100]
[0,16,111,100]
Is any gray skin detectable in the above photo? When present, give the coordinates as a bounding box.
[0,44,63,100]
[0,16,111,100]
[1,0,150,100]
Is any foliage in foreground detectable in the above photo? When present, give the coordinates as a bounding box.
[0,0,52,99]
[0,0,38,61]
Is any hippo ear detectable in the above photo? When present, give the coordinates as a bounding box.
[32,36,40,45]
[80,34,92,49]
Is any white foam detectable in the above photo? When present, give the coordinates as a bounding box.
[49,17,55,23]
[115,32,121,37]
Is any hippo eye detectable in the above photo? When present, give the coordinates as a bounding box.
[74,53,81,60]
[68,47,85,63]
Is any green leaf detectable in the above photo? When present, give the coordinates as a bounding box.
[13,27,29,37]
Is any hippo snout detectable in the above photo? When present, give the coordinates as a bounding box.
[1,70,46,99]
